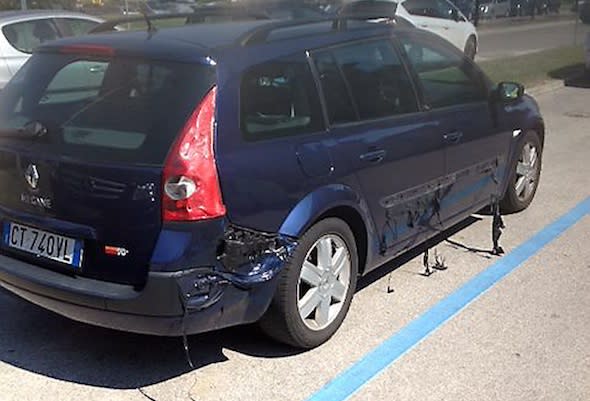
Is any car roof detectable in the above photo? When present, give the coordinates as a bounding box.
[160,20,277,48]
[0,9,103,24]
[38,18,407,64]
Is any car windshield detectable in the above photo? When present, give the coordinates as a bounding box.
[0,52,215,165]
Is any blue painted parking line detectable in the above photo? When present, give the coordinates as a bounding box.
[306,197,590,401]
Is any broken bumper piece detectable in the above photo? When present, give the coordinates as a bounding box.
[0,237,296,336]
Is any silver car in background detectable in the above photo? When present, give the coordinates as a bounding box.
[0,10,103,88]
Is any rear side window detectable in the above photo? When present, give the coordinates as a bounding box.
[313,51,357,124]
[0,53,215,164]
[54,18,100,37]
[400,36,487,108]
[315,40,418,123]
[240,53,323,140]
[2,19,60,54]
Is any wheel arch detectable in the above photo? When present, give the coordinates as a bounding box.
[532,118,545,148]
[315,206,369,276]
[278,184,373,275]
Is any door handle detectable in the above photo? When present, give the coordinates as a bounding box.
[360,149,386,164]
[443,131,463,144]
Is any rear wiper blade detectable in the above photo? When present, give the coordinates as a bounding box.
[0,121,48,139]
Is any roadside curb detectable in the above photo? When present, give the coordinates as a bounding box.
[526,80,565,96]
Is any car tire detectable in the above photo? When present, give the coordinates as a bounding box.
[259,218,358,349]
[464,36,477,60]
[500,130,543,213]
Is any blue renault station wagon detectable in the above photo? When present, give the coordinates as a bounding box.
[0,12,544,349]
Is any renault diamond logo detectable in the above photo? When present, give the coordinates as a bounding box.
[24,164,40,190]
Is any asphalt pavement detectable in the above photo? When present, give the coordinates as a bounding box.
[0,84,589,401]
[477,16,590,60]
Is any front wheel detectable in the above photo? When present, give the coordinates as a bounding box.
[500,130,543,213]
[259,218,358,349]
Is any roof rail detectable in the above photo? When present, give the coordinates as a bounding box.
[89,7,269,34]
[238,11,402,47]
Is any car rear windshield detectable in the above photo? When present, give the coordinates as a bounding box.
[0,52,215,165]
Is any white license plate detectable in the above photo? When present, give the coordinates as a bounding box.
[2,222,83,268]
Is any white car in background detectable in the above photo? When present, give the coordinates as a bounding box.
[340,0,478,59]
[0,10,103,89]
[395,0,478,59]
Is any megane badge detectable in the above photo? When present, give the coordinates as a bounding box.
[24,164,40,190]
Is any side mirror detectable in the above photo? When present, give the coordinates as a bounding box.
[497,81,524,102]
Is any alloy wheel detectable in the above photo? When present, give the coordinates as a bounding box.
[297,234,352,331]
[514,141,540,202]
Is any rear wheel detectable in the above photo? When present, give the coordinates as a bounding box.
[260,218,358,349]
[501,130,543,213]
[464,36,477,60]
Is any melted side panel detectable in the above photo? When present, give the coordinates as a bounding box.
[378,157,503,255]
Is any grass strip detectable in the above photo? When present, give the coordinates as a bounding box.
[478,45,585,87]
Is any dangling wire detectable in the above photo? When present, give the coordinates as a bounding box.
[177,286,195,369]
[491,198,506,255]
[421,248,432,277]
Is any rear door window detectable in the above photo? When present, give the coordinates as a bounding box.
[54,18,100,37]
[0,53,215,164]
[312,51,357,124]
[240,53,323,140]
[315,40,419,123]
[2,19,60,54]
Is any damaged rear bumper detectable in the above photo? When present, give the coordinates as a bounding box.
[0,236,295,336]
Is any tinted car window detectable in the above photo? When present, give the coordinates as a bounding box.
[401,36,487,108]
[436,0,457,19]
[339,0,398,17]
[404,0,444,17]
[313,51,357,124]
[40,60,106,104]
[329,40,418,120]
[54,18,100,37]
[0,53,215,164]
[241,54,323,140]
[2,19,60,54]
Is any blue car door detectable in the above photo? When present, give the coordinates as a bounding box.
[398,32,513,225]
[310,39,446,267]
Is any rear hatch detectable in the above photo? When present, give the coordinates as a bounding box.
[0,47,215,287]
